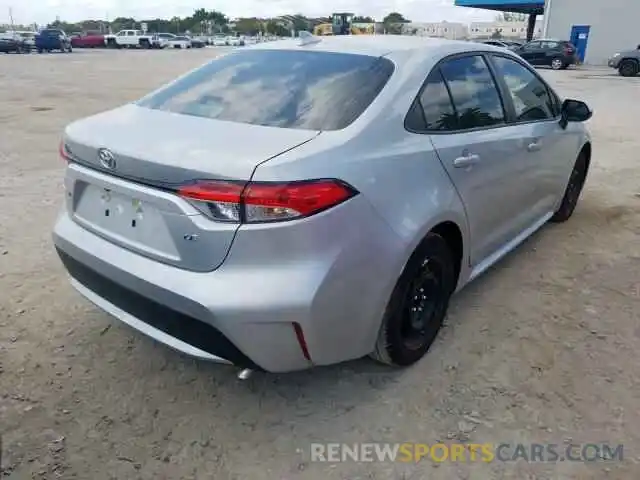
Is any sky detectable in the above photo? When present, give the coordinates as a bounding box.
[1,0,496,26]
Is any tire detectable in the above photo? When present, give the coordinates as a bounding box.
[37,48,43,54]
[370,233,456,367]
[618,59,639,77]
[551,57,564,70]
[550,151,588,223]
[139,39,151,49]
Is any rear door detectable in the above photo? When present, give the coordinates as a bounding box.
[125,30,136,46]
[426,54,534,266]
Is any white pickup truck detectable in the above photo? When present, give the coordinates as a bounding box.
[104,30,165,49]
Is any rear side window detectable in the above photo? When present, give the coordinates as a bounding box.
[137,50,395,131]
[492,56,555,121]
[439,55,505,130]
[405,70,456,131]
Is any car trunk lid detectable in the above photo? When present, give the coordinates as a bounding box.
[62,105,320,271]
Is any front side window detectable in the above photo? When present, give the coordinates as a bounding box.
[492,56,555,122]
[137,50,395,131]
[439,55,505,130]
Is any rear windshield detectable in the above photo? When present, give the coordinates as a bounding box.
[136,49,395,131]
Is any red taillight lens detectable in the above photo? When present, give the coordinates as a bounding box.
[59,141,70,161]
[177,179,357,223]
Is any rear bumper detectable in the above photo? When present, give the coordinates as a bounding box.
[52,194,403,372]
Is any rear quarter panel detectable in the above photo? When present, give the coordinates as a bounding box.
[245,47,473,358]
[251,47,470,273]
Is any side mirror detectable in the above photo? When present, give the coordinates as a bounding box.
[560,99,592,128]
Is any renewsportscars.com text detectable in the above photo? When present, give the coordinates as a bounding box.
[310,442,624,463]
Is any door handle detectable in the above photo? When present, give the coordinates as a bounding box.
[527,141,541,152]
[453,153,480,168]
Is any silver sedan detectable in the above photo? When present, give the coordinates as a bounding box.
[53,35,592,374]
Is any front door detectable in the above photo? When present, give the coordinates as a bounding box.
[570,25,591,63]
[519,41,544,65]
[489,54,576,220]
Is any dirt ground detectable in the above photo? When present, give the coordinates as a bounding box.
[0,48,638,479]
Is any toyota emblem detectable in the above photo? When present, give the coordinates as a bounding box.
[98,148,116,170]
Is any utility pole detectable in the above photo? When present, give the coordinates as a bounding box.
[9,6,15,29]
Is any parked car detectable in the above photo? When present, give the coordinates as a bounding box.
[168,36,192,49]
[71,32,106,48]
[104,30,164,49]
[53,36,592,375]
[190,37,206,48]
[608,45,640,77]
[35,29,72,53]
[212,35,227,46]
[2,30,36,50]
[502,40,523,48]
[480,40,518,51]
[226,36,244,47]
[0,37,30,53]
[513,39,577,70]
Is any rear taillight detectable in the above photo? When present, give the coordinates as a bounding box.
[177,179,357,223]
[59,140,70,161]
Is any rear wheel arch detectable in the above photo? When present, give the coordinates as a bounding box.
[580,142,592,175]
[430,221,464,288]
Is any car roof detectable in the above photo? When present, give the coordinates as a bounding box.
[247,34,498,58]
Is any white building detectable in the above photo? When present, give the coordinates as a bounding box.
[469,20,542,40]
[405,22,469,40]
[543,0,638,64]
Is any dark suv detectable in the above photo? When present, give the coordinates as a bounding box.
[608,46,640,77]
[514,39,577,70]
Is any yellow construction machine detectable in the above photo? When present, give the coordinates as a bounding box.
[312,13,375,36]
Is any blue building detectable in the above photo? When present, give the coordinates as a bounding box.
[455,0,544,41]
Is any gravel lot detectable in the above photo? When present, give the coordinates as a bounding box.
[1,49,639,479]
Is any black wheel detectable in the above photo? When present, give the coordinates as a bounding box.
[139,40,151,49]
[371,233,456,367]
[551,57,564,70]
[550,151,588,223]
[37,48,43,53]
[618,59,639,77]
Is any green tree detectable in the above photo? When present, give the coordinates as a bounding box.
[110,16,137,31]
[353,16,375,23]
[266,21,289,36]
[491,28,503,39]
[290,14,310,33]
[234,17,261,35]
[383,12,409,34]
